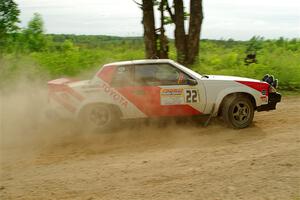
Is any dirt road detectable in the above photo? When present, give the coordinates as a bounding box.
[0,93,299,200]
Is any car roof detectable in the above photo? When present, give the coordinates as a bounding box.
[103,59,174,67]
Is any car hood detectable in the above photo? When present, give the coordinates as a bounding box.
[206,75,262,83]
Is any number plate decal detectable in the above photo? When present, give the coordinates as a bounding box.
[160,88,199,105]
[185,89,199,103]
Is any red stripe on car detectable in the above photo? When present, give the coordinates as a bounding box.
[97,65,116,84]
[236,81,269,96]
[117,86,201,117]
[50,92,76,113]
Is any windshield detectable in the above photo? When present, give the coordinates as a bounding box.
[171,61,203,79]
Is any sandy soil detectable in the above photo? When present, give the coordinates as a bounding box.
[0,89,299,200]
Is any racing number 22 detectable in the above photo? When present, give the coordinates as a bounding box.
[185,89,199,103]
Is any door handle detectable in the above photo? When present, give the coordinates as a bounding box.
[132,90,145,95]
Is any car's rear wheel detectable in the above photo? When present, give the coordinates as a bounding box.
[222,95,254,129]
[79,104,120,133]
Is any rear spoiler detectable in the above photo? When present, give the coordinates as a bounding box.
[48,78,78,91]
[47,78,84,105]
[48,78,77,85]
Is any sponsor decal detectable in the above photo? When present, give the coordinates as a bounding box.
[100,82,128,108]
[161,88,184,96]
[160,88,185,105]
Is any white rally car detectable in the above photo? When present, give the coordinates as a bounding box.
[47,59,281,130]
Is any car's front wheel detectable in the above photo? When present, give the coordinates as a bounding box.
[222,95,254,129]
[79,104,120,133]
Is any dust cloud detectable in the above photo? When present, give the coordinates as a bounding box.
[1,78,299,200]
[1,79,58,146]
[0,77,201,163]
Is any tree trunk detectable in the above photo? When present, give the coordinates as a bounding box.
[142,0,157,58]
[159,0,168,58]
[186,0,203,65]
[174,0,187,64]
[140,0,203,64]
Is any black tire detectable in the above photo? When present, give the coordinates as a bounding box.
[79,104,120,133]
[222,95,254,129]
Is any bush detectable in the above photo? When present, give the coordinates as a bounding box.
[1,36,299,92]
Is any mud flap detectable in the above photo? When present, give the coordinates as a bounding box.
[204,104,215,127]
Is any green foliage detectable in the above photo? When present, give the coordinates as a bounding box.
[0,0,20,35]
[26,13,44,34]
[246,36,264,54]
[1,8,297,92]
[22,13,48,52]
[0,0,20,52]
[1,34,300,92]
[61,39,77,52]
[194,38,300,91]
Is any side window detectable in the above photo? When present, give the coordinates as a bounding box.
[134,63,191,86]
[111,65,133,87]
[135,65,160,86]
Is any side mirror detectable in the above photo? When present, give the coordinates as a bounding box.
[187,78,198,86]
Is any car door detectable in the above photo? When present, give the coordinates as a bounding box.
[113,63,204,117]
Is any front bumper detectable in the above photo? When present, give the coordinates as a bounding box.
[257,92,282,112]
